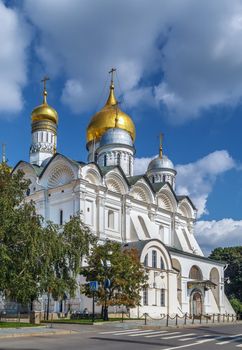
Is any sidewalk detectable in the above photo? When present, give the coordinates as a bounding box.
[0,325,75,339]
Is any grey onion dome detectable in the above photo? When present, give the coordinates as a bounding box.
[99,128,133,147]
[148,155,174,171]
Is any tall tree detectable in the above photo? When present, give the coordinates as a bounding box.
[81,241,148,320]
[0,163,94,309]
[209,246,242,302]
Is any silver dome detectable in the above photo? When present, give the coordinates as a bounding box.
[148,155,174,171]
[100,128,133,147]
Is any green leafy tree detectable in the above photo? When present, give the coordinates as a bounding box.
[0,162,94,312]
[209,246,242,302]
[81,241,148,320]
[43,215,96,301]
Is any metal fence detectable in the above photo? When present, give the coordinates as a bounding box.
[139,312,240,326]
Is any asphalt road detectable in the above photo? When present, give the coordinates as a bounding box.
[0,323,241,350]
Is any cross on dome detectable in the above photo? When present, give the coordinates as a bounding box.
[41,76,50,104]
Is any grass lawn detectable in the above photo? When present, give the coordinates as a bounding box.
[0,322,41,328]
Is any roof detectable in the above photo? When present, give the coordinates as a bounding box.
[123,239,226,267]
[168,246,226,265]
[177,195,197,211]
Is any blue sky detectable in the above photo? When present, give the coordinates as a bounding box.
[1,0,242,254]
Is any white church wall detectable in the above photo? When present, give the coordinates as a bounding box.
[170,251,224,314]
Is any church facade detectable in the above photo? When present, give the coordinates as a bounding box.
[13,75,234,317]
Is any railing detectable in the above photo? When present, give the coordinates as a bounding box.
[137,312,240,326]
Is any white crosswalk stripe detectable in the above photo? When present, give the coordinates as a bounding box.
[236,344,242,347]
[128,330,168,337]
[163,336,224,350]
[113,329,161,336]
[179,334,210,342]
[99,328,140,334]
[216,334,242,345]
[162,333,196,340]
[146,331,182,338]
[139,330,168,336]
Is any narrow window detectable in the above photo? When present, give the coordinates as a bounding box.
[117,153,121,166]
[129,156,132,175]
[60,209,63,225]
[108,210,114,229]
[144,254,148,267]
[152,250,157,268]
[143,288,148,306]
[104,154,107,166]
[160,257,165,270]
[160,289,165,306]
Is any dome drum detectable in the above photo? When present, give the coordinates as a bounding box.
[99,128,134,148]
[32,120,57,134]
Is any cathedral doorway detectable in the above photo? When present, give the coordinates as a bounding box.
[190,290,203,316]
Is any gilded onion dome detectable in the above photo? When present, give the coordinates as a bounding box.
[86,80,135,143]
[31,79,58,125]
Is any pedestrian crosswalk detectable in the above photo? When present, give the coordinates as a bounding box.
[98,328,242,348]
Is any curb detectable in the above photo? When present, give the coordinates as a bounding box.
[0,329,75,339]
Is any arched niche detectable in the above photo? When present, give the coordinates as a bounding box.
[47,164,75,188]
[105,173,128,194]
[189,265,203,280]
[157,188,177,212]
[178,200,194,218]
[130,182,154,203]
[210,267,220,307]
[172,258,182,304]
[85,169,102,185]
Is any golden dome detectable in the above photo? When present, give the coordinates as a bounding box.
[31,82,58,124]
[86,81,135,143]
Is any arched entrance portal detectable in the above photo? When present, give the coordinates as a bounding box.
[190,290,203,315]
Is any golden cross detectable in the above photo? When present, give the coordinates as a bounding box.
[41,76,50,91]
[41,76,50,103]
[109,68,116,83]
[159,133,164,158]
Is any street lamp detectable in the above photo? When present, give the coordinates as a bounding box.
[101,259,111,321]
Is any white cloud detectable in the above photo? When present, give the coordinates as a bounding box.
[0,1,31,115]
[21,0,242,120]
[134,155,154,176]
[61,79,85,113]
[195,219,242,255]
[134,150,236,218]
[176,150,236,217]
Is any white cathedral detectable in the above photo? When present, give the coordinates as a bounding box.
[13,74,234,317]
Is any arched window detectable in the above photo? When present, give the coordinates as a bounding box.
[152,250,157,268]
[144,254,148,267]
[117,153,121,166]
[189,265,202,280]
[160,257,165,270]
[160,289,165,306]
[104,155,107,166]
[151,175,155,183]
[94,152,98,163]
[143,288,148,305]
[108,210,114,229]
